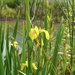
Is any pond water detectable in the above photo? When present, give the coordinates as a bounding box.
[1,20,58,45]
[0,20,24,60]
[1,20,24,44]
[1,20,59,61]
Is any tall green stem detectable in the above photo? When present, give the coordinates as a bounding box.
[71,0,74,74]
[26,0,32,75]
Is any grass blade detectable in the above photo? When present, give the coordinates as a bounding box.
[0,22,4,75]
[50,18,64,75]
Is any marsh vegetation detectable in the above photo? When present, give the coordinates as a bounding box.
[0,0,75,75]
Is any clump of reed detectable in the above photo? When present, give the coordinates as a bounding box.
[0,0,75,75]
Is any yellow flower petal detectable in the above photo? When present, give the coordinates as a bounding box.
[9,41,18,48]
[14,41,18,45]
[21,63,26,70]
[21,61,28,70]
[40,29,50,40]
[41,39,44,46]
[29,26,50,40]
[44,30,50,40]
[32,63,38,70]
[25,61,28,67]
[21,61,37,71]
[13,41,18,48]
[29,26,39,41]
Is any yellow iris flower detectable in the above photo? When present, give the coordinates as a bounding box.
[39,29,50,40]
[29,26,39,41]
[9,41,18,48]
[29,26,50,41]
[21,61,28,70]
[32,63,38,70]
[21,61,37,70]
[13,41,18,48]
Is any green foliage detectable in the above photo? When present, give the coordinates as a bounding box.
[50,1,67,22]
[1,6,16,18]
[0,0,75,75]
[0,23,4,75]
[50,18,64,75]
[6,0,21,8]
